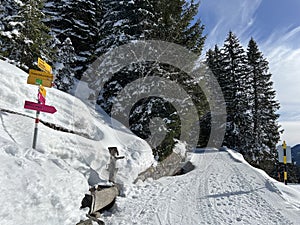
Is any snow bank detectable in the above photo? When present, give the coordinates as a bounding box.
[0,60,154,224]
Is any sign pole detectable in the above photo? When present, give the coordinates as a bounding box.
[32,109,40,149]
[283,141,288,185]
[32,86,41,149]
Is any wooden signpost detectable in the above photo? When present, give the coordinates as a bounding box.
[27,69,53,87]
[24,58,56,149]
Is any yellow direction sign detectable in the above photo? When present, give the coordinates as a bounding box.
[39,85,46,97]
[27,76,52,88]
[29,69,53,79]
[38,57,52,74]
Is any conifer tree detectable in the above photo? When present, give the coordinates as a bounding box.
[0,0,20,56]
[1,0,55,70]
[44,0,101,79]
[94,0,206,160]
[246,37,281,161]
[208,32,252,152]
[54,37,76,92]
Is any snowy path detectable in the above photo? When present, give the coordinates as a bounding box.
[103,149,300,225]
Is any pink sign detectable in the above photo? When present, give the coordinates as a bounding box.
[38,93,46,104]
[24,101,57,114]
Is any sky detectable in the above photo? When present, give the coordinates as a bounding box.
[198,0,300,146]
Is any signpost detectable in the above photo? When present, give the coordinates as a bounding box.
[29,69,53,78]
[277,141,291,185]
[37,57,52,74]
[24,101,57,114]
[39,85,46,98]
[27,69,53,88]
[38,92,46,105]
[27,76,53,87]
[24,58,56,149]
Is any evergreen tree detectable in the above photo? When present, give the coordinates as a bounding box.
[206,34,282,179]
[221,32,252,151]
[1,0,55,70]
[155,0,205,54]
[246,37,281,161]
[93,0,206,160]
[43,0,101,79]
[54,37,76,92]
[0,0,21,60]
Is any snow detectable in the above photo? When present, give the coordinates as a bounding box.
[0,60,154,224]
[0,60,300,224]
[103,149,300,225]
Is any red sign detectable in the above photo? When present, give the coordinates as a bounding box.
[24,101,57,114]
[38,93,46,104]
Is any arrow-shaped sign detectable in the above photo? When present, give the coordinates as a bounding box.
[24,101,57,114]
[39,85,46,98]
[38,57,52,74]
[38,93,46,105]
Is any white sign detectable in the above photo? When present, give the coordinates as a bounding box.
[277,145,292,163]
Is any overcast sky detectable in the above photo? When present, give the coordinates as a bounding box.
[197,0,300,146]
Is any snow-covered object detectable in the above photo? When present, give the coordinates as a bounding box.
[0,60,154,224]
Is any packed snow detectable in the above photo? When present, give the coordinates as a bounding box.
[0,60,299,224]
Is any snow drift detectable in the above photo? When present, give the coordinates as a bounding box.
[0,60,154,224]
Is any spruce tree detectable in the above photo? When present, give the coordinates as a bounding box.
[1,0,55,70]
[214,31,252,152]
[93,0,206,160]
[54,37,76,92]
[0,0,20,56]
[43,0,101,79]
[246,37,281,161]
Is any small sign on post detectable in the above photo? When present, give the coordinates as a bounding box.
[277,141,291,185]
[277,144,292,163]
[38,57,52,74]
[24,101,57,114]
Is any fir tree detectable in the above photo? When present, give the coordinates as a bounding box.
[94,0,206,160]
[54,37,76,92]
[0,0,20,57]
[43,0,101,79]
[221,32,252,151]
[246,37,281,161]
[1,0,55,70]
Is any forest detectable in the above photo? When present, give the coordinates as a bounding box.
[1,0,297,181]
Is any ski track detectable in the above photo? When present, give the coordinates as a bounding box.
[103,150,298,225]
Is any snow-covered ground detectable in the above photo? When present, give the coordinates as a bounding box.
[103,149,300,225]
[0,60,154,224]
[0,60,299,225]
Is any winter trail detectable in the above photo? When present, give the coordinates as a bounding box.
[103,149,300,225]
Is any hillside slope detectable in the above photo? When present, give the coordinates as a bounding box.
[0,60,154,224]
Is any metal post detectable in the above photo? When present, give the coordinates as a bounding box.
[283,141,287,185]
[32,86,41,149]
[32,110,40,149]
